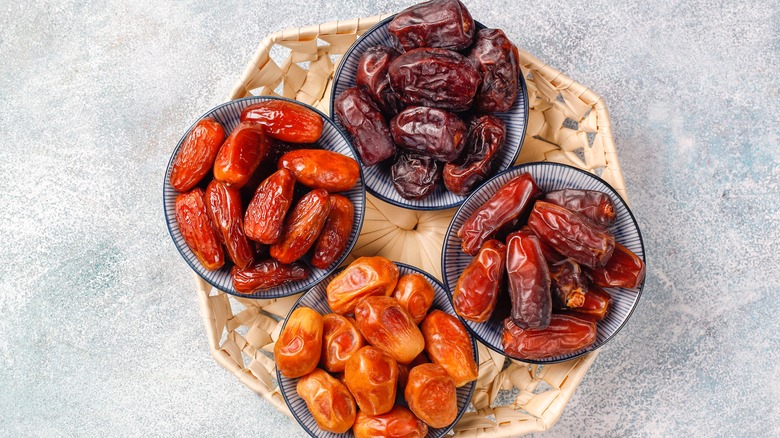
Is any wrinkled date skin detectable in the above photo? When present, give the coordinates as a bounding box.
[170,118,226,192]
[543,189,617,228]
[391,152,442,200]
[244,169,295,245]
[388,48,480,112]
[528,201,616,269]
[549,259,588,309]
[506,231,552,330]
[175,189,225,271]
[421,310,478,387]
[502,314,597,360]
[278,149,360,192]
[468,28,520,113]
[205,180,253,269]
[270,189,331,264]
[353,405,428,438]
[458,172,542,255]
[443,115,506,196]
[311,195,355,270]
[354,296,425,365]
[326,257,400,315]
[274,307,323,378]
[453,239,506,322]
[356,46,403,117]
[404,363,458,428]
[231,259,308,293]
[564,285,612,321]
[213,122,268,189]
[344,346,399,416]
[334,87,396,166]
[517,226,565,263]
[587,243,646,289]
[388,0,475,52]
[321,314,365,373]
[240,100,323,143]
[390,106,467,162]
[296,369,357,433]
[392,273,435,325]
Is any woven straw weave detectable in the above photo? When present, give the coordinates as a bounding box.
[196,13,626,436]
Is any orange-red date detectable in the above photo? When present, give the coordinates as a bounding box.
[231,260,308,294]
[296,369,357,433]
[213,122,268,188]
[326,257,399,315]
[565,285,612,321]
[354,296,425,364]
[320,314,365,373]
[587,243,646,289]
[420,310,478,387]
[344,346,398,416]
[243,168,295,245]
[270,189,330,264]
[205,180,253,269]
[311,195,355,269]
[170,118,226,192]
[175,189,224,271]
[274,307,323,378]
[240,100,323,143]
[452,239,506,322]
[404,363,458,428]
[502,314,597,360]
[506,230,552,329]
[278,149,360,192]
[392,273,435,325]
[352,405,428,438]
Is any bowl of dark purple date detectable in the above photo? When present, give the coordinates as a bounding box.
[330,0,528,210]
[441,162,647,364]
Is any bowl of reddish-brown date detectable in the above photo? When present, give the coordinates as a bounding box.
[163,96,365,299]
[441,162,646,364]
[330,0,528,210]
[275,257,477,437]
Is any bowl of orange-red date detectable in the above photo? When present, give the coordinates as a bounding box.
[275,257,477,438]
[163,97,365,298]
[442,162,647,364]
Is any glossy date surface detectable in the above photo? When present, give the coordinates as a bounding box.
[404,363,458,428]
[587,242,646,289]
[452,239,506,322]
[391,152,442,200]
[326,256,399,315]
[390,106,466,162]
[320,314,364,373]
[392,273,435,325]
[549,259,588,309]
[278,149,360,193]
[175,189,224,271]
[269,189,330,264]
[506,230,552,329]
[420,310,478,387]
[296,369,357,433]
[543,189,617,228]
[356,46,403,117]
[443,114,506,196]
[354,296,425,365]
[239,100,323,144]
[468,28,520,113]
[344,346,398,416]
[231,259,308,293]
[502,314,597,360]
[170,117,226,192]
[244,168,295,245]
[352,405,428,438]
[205,180,253,269]
[566,285,612,321]
[213,122,268,189]
[388,0,475,52]
[274,306,323,378]
[311,195,355,269]
[334,87,396,166]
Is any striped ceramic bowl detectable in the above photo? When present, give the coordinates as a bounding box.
[441,162,646,364]
[330,16,528,211]
[277,262,477,438]
[163,96,365,299]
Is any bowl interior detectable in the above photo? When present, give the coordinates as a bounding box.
[277,262,477,438]
[163,96,365,299]
[442,162,646,364]
[330,16,528,211]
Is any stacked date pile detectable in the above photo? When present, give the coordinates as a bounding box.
[452,173,646,360]
[170,101,360,294]
[335,0,521,200]
[276,257,478,436]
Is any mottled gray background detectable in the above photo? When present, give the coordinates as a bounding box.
[1,0,778,436]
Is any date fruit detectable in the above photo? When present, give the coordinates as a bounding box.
[421,310,478,387]
[506,230,552,329]
[175,189,224,271]
[356,46,403,117]
[278,149,360,192]
[170,118,226,192]
[565,285,612,321]
[392,273,435,325]
[549,259,588,309]
[296,369,357,433]
[311,195,355,269]
[390,106,467,162]
[502,314,597,360]
[326,256,399,315]
[543,189,617,228]
[334,87,396,166]
[213,122,268,189]
[397,352,430,394]
[391,152,442,200]
[468,28,520,113]
[388,0,475,52]
[270,189,330,264]
[353,405,428,438]
[321,314,364,373]
[240,100,323,143]
[452,239,506,322]
[586,243,646,289]
[274,306,323,378]
[205,180,253,269]
[354,296,425,364]
[443,114,506,196]
[244,169,295,245]
[344,346,398,416]
[231,259,308,293]
[404,363,458,428]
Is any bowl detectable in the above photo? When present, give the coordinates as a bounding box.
[163,96,366,299]
[277,262,477,438]
[441,162,646,364]
[330,15,528,211]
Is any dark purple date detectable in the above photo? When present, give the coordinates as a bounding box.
[549,259,588,309]
[356,46,403,117]
[391,152,442,200]
[443,115,506,196]
[390,106,466,162]
[388,0,475,52]
[468,28,520,113]
[334,87,396,166]
[543,189,617,228]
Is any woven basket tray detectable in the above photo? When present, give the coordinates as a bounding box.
[196,13,628,437]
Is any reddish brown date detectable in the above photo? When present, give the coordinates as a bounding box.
[353,405,428,438]
[388,0,475,52]
[404,363,458,428]
[517,226,565,263]
[297,369,357,433]
[506,230,552,329]
[270,189,330,264]
[564,286,612,321]
[356,46,403,117]
[274,307,323,378]
[528,201,615,269]
[213,122,268,189]
[240,100,323,143]
[453,239,506,322]
[421,310,478,387]
[334,87,396,166]
[502,314,597,360]
[170,118,226,192]
[468,28,520,113]
[388,48,480,112]
[278,149,360,192]
[543,189,617,228]
[344,346,399,416]
[390,106,467,162]
[321,314,365,373]
[175,189,224,271]
[443,115,506,196]
[392,273,435,325]
[587,243,646,289]
[244,169,295,245]
[326,257,399,315]
[205,180,253,269]
[311,195,355,269]
[549,259,588,309]
[354,296,425,365]
[231,259,308,293]
[391,152,442,200]
[458,172,542,255]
